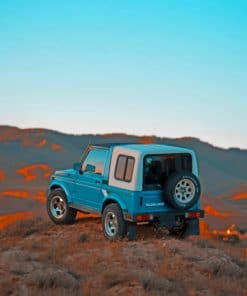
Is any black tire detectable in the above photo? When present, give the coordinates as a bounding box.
[169,218,200,238]
[169,225,187,238]
[164,171,201,210]
[102,203,127,240]
[47,188,77,224]
[126,223,137,241]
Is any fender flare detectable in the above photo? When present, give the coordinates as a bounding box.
[49,181,73,203]
[101,191,128,213]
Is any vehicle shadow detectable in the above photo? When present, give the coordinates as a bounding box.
[75,213,169,240]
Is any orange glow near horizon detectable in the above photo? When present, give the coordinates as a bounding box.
[0,190,30,199]
[50,143,63,150]
[34,191,46,203]
[0,170,5,181]
[232,192,247,200]
[16,164,53,181]
[0,129,61,150]
[138,136,155,144]
[199,220,214,238]
[0,211,32,230]
[0,190,46,203]
[22,138,47,148]
[204,204,232,218]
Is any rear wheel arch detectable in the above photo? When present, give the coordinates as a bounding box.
[101,196,127,214]
[101,199,120,214]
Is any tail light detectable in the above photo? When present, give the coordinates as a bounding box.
[136,214,153,222]
[185,211,201,219]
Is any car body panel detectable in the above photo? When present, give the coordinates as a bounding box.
[69,171,103,209]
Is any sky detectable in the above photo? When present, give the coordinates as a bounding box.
[0,0,246,149]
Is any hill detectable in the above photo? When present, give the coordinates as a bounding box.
[0,125,246,230]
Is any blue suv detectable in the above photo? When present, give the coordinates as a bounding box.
[47,143,204,240]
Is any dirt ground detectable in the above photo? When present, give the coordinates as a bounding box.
[0,211,246,296]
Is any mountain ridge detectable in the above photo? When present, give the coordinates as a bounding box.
[0,125,246,229]
[1,125,246,151]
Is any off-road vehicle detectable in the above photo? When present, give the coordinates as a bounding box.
[47,143,204,240]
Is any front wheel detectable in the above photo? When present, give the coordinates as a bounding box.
[102,204,127,240]
[47,188,77,224]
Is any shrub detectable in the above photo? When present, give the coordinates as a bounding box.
[78,233,88,243]
[27,267,81,290]
[0,215,51,238]
[103,270,133,289]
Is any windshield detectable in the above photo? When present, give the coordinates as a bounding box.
[143,153,192,190]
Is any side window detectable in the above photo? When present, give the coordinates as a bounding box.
[82,149,108,175]
[115,155,135,182]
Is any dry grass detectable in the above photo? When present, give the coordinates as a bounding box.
[0,214,246,296]
[137,270,182,295]
[27,266,81,290]
[102,270,134,289]
[0,213,51,239]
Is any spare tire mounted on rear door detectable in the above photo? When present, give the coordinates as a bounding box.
[164,171,201,210]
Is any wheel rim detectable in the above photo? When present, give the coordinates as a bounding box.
[174,178,195,204]
[105,211,118,237]
[50,195,66,219]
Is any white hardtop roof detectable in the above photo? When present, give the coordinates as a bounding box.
[113,144,194,155]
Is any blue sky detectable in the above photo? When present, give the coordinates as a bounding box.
[0,0,246,148]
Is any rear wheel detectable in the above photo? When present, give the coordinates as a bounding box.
[169,218,200,238]
[169,224,187,238]
[102,204,127,240]
[47,188,77,224]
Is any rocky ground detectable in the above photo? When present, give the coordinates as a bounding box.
[0,211,246,296]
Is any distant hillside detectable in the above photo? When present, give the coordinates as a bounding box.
[0,125,246,228]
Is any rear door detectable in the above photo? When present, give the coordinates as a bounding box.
[140,153,193,212]
[72,148,108,210]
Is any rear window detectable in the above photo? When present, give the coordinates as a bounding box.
[143,153,192,190]
[115,155,135,182]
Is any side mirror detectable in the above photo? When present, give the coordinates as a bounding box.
[73,162,81,172]
[85,164,96,173]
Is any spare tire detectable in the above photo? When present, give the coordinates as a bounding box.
[164,171,201,210]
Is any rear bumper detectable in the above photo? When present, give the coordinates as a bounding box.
[123,209,204,224]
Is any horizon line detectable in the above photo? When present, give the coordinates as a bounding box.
[0,124,246,152]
